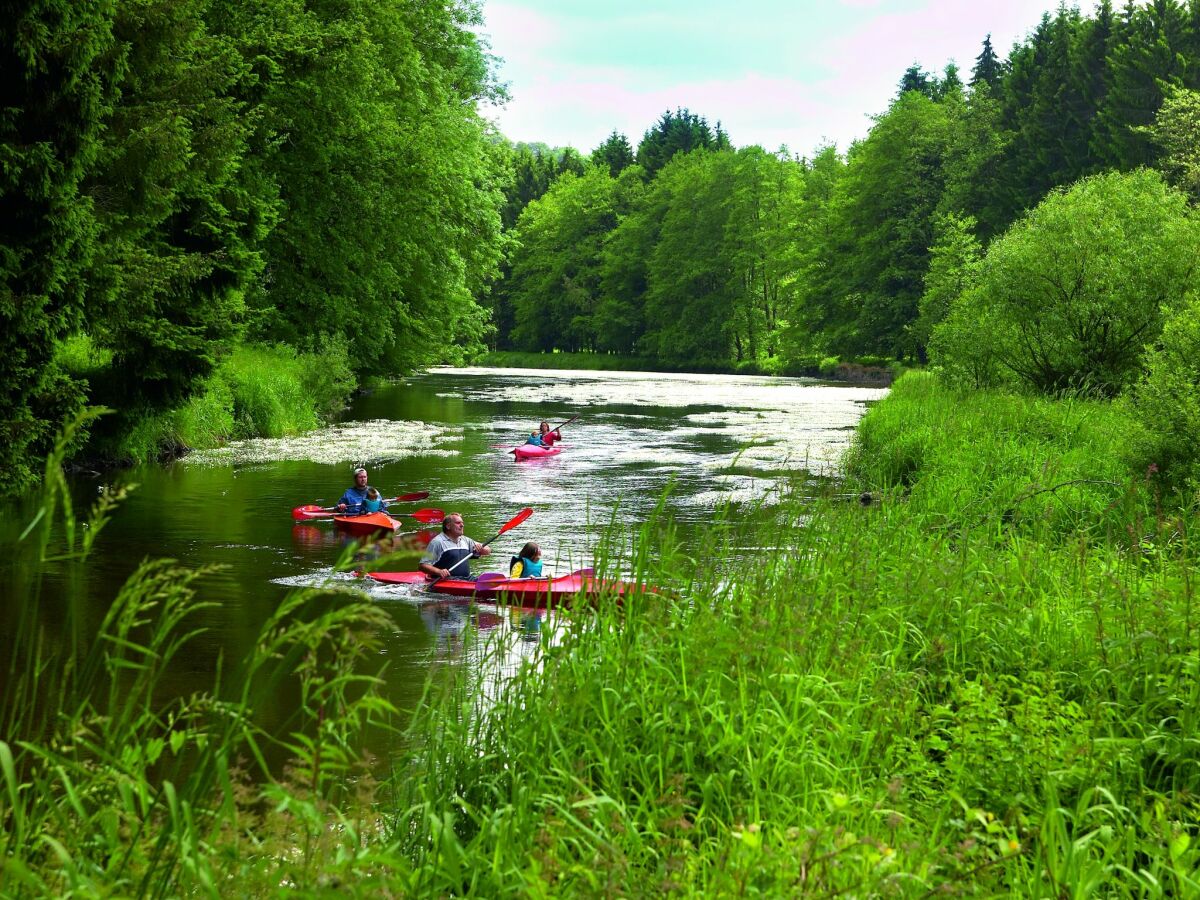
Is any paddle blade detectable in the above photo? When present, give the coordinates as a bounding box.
[474,572,509,591]
[405,507,445,524]
[292,504,332,521]
[390,491,430,503]
[498,507,534,536]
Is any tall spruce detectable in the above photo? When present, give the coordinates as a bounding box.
[592,131,635,177]
[971,34,1003,89]
[1071,0,1115,175]
[1094,0,1190,168]
[0,0,118,493]
[84,0,265,421]
[635,108,720,178]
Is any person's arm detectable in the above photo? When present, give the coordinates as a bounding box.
[472,539,491,558]
[336,489,352,512]
[419,540,450,579]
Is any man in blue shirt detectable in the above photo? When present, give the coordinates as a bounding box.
[336,467,386,515]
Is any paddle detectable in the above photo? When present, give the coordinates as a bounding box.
[291,491,430,521]
[474,572,509,592]
[434,507,533,582]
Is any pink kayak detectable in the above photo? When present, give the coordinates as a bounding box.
[512,444,563,461]
[362,568,645,608]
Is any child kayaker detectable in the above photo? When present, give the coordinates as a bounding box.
[509,542,543,578]
[362,487,385,513]
[524,431,544,446]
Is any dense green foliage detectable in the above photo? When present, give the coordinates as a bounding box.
[0,1,117,494]
[0,0,504,491]
[1131,292,1200,492]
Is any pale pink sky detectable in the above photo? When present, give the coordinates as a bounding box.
[478,0,1099,156]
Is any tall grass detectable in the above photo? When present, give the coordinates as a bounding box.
[74,343,356,465]
[383,372,1200,895]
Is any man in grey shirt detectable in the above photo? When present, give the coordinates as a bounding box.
[419,513,493,580]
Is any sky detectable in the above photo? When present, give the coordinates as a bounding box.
[475,0,1098,157]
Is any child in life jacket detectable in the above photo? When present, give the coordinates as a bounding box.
[509,542,543,578]
[362,487,385,513]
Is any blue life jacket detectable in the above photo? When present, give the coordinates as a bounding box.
[510,555,543,578]
[362,496,384,513]
[525,433,544,446]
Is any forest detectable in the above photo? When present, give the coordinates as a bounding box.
[3,0,1200,496]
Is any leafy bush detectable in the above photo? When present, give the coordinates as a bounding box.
[930,170,1200,395]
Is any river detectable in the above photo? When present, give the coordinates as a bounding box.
[5,367,885,752]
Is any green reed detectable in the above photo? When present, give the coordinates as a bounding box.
[0,413,408,896]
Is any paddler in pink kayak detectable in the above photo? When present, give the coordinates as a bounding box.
[418,513,493,581]
[525,420,562,448]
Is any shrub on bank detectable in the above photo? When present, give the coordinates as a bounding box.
[81,343,355,464]
[844,371,1154,535]
[1130,292,1200,499]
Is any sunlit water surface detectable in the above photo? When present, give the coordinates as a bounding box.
[7,367,885,757]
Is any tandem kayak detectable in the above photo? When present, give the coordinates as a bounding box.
[332,512,402,535]
[512,444,563,461]
[362,568,643,607]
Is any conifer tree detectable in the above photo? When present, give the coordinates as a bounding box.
[0,0,118,493]
[1094,0,1190,168]
[971,34,1003,89]
[1071,0,1115,175]
[592,131,635,177]
[897,64,936,99]
[636,108,718,177]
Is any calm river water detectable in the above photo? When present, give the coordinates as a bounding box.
[5,367,886,750]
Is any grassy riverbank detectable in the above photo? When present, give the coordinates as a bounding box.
[4,372,1198,894]
[58,341,356,466]
[390,372,1199,894]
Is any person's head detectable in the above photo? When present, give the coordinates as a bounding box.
[518,541,540,561]
[353,467,368,487]
[538,421,550,433]
[442,513,465,538]
[367,487,379,500]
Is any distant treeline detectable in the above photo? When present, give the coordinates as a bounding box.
[1,0,507,493]
[490,1,1200,382]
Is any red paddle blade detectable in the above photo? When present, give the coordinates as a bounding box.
[391,491,429,503]
[498,507,534,535]
[292,504,329,521]
[406,507,445,524]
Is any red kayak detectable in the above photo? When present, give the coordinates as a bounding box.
[362,568,642,607]
[333,512,402,535]
[512,444,563,461]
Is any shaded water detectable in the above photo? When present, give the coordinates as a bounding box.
[5,367,885,749]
